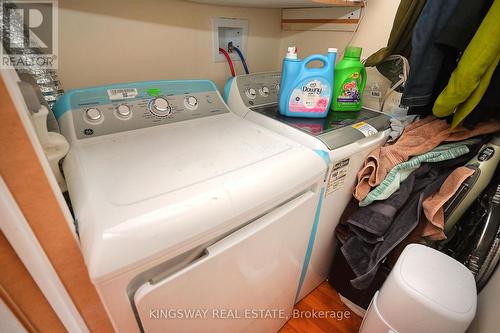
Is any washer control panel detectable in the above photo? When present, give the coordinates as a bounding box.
[55,80,229,139]
[235,72,281,107]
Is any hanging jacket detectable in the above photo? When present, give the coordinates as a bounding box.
[365,0,427,67]
[400,0,460,109]
[463,66,500,128]
[433,0,500,123]
[406,0,493,117]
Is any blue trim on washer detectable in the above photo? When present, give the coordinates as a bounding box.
[53,79,219,119]
[295,186,325,302]
[313,149,331,166]
[223,77,234,103]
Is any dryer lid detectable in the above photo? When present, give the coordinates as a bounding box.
[67,113,325,280]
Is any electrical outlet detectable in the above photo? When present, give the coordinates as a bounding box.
[212,18,248,62]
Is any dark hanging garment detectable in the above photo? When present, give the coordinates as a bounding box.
[435,0,493,53]
[399,0,460,112]
[463,65,500,129]
[431,0,500,124]
[365,0,427,67]
[405,0,494,116]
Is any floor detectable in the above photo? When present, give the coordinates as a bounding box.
[280,282,363,333]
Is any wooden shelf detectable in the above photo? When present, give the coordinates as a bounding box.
[185,0,363,9]
[313,0,363,7]
[282,6,361,31]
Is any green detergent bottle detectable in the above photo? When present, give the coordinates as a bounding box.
[331,46,367,111]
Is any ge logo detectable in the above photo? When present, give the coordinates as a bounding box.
[83,128,94,136]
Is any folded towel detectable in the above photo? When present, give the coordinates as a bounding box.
[353,117,500,201]
[359,141,476,206]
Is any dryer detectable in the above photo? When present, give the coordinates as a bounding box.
[54,80,326,332]
[225,72,392,301]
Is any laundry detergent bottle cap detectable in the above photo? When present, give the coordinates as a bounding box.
[331,46,367,112]
[286,46,298,59]
[344,46,362,58]
[279,47,337,118]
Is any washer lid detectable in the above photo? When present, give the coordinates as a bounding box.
[399,244,477,314]
[66,113,325,280]
[250,104,390,150]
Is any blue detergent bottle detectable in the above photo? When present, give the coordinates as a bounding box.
[279,47,337,118]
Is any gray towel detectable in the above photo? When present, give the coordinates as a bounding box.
[342,164,452,289]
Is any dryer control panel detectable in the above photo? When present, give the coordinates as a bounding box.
[234,72,281,107]
[54,80,229,139]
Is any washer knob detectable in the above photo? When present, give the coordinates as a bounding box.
[245,88,257,99]
[85,108,102,121]
[260,86,270,97]
[116,104,131,117]
[149,97,171,116]
[185,96,198,110]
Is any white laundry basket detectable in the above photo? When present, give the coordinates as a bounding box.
[359,244,477,333]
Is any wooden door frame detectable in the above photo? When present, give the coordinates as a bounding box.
[0,68,115,332]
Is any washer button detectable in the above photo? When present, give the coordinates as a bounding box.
[153,97,169,111]
[259,86,270,97]
[245,88,257,99]
[85,108,102,121]
[185,96,198,110]
[116,104,131,117]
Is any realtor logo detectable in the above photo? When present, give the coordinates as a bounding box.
[1,0,58,69]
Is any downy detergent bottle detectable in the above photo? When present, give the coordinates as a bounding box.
[331,46,367,112]
[279,47,337,118]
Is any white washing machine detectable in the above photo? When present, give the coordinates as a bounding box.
[54,80,326,332]
[224,72,392,301]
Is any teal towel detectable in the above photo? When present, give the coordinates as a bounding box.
[359,140,478,207]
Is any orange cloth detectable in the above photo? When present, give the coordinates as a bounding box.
[353,117,500,201]
[422,166,476,240]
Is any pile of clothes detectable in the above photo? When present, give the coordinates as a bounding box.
[337,118,500,289]
[337,0,500,290]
